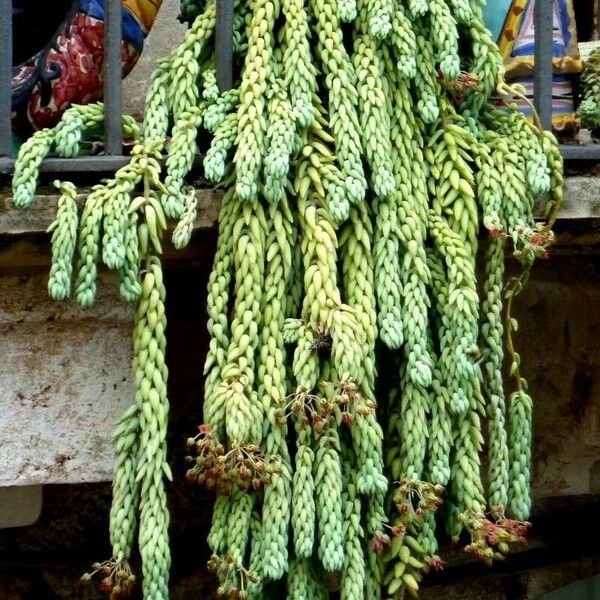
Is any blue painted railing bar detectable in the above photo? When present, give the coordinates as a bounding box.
[0,155,130,175]
[216,0,234,91]
[0,0,12,157]
[533,0,554,131]
[559,144,600,159]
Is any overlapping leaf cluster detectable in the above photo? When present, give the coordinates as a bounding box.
[10,0,564,597]
[580,47,600,131]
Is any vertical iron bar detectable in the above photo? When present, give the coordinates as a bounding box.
[0,0,13,156]
[534,0,554,131]
[104,0,123,154]
[216,0,234,92]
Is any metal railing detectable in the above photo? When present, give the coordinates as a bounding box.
[0,0,132,173]
[0,0,232,175]
[0,0,595,173]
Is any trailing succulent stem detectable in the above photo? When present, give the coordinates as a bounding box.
[11,0,563,597]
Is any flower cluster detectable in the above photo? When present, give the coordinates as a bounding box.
[392,479,445,524]
[372,481,445,553]
[371,481,445,557]
[373,479,447,586]
[185,424,280,494]
[207,554,259,599]
[426,554,447,571]
[336,379,375,427]
[439,70,481,105]
[80,559,135,599]
[511,223,554,262]
[374,480,447,598]
[276,380,375,432]
[275,389,326,430]
[460,508,531,565]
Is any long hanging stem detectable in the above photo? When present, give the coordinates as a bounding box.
[11,0,563,597]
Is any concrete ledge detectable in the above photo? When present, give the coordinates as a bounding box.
[561,176,600,219]
[2,176,599,240]
[0,187,221,269]
[0,186,221,234]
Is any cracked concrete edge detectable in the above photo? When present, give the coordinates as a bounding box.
[1,176,599,237]
[0,188,222,236]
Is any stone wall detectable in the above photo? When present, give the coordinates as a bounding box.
[1,236,600,598]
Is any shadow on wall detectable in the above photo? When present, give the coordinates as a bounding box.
[539,575,600,599]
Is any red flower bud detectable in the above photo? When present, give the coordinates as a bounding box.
[391,525,406,537]
[530,232,543,246]
[341,412,353,426]
[100,577,113,592]
[371,538,383,552]
[426,555,446,571]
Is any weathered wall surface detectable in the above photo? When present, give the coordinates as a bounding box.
[518,254,600,498]
[0,272,133,487]
[0,187,220,488]
[1,245,600,598]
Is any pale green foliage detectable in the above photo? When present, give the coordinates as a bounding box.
[10,0,564,597]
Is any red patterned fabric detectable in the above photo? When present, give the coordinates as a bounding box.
[13,14,137,129]
[11,1,160,131]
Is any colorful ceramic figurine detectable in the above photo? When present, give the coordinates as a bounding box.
[11,0,162,131]
[483,0,582,136]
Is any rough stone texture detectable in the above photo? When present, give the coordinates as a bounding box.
[0,271,134,486]
[561,176,600,218]
[0,184,221,490]
[515,254,600,498]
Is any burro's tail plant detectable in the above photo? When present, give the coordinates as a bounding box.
[10,0,563,597]
[579,47,600,132]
